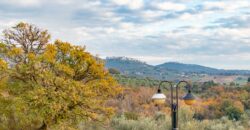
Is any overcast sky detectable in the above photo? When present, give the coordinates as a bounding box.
[0,0,249,69]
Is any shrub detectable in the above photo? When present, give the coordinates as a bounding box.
[110,108,247,130]
[111,114,170,130]
[124,112,139,120]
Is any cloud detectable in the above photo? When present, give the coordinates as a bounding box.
[153,2,186,11]
[203,0,250,12]
[140,10,165,20]
[213,15,250,28]
[0,0,41,7]
[112,0,144,10]
[0,0,250,69]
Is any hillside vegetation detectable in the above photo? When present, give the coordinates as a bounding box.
[105,57,250,80]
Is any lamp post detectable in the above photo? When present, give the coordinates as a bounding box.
[151,80,196,130]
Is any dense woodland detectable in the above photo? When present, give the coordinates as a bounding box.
[0,23,250,130]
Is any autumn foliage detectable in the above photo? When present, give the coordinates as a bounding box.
[0,22,121,129]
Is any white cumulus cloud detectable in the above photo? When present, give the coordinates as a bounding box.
[153,2,186,11]
[112,0,144,10]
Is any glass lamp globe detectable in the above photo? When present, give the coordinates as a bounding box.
[183,90,196,105]
[152,89,166,105]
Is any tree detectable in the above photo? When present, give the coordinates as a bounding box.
[229,82,236,87]
[0,22,122,129]
[248,77,250,83]
[2,22,50,55]
[220,100,244,121]
[225,106,243,121]
[108,68,120,75]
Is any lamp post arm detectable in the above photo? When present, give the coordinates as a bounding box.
[158,81,173,106]
[176,80,192,90]
[176,80,192,108]
[177,80,191,89]
[158,81,173,90]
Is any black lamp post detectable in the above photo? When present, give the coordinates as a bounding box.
[151,80,196,130]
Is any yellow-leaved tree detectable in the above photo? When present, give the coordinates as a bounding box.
[0,22,122,130]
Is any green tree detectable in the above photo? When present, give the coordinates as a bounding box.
[229,82,236,87]
[247,77,250,83]
[225,106,243,121]
[108,68,120,75]
[0,22,122,129]
[220,100,244,121]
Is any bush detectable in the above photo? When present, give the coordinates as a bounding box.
[109,68,121,74]
[225,106,243,121]
[110,108,247,130]
[221,100,244,121]
[124,112,139,120]
[111,114,170,130]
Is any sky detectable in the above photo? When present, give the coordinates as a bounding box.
[0,0,249,69]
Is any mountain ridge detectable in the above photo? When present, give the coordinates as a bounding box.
[105,57,250,80]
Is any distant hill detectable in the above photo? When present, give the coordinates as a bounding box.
[156,62,219,74]
[105,57,163,79]
[157,62,250,75]
[105,57,250,80]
